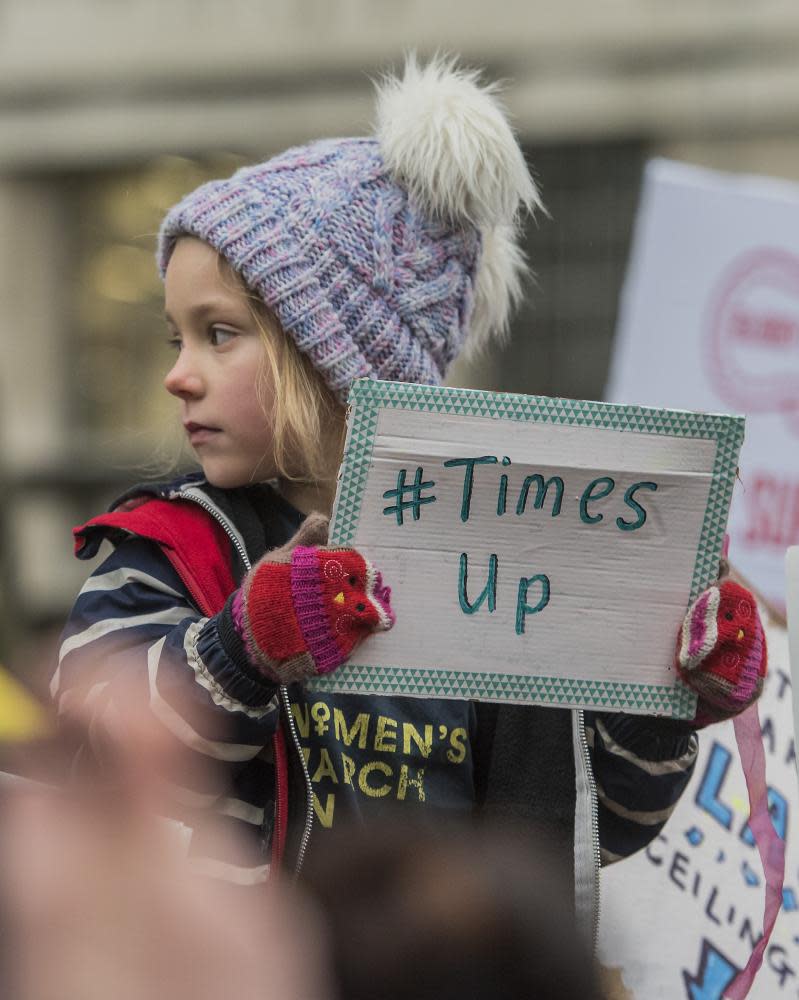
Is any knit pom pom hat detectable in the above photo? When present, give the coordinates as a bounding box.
[157,54,541,403]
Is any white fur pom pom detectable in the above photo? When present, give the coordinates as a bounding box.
[376,54,541,352]
[375,53,541,228]
[467,224,529,355]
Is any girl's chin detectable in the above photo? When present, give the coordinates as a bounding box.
[201,462,273,490]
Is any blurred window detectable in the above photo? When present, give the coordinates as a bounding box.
[66,154,248,449]
[493,141,645,401]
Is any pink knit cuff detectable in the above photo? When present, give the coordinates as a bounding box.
[290,546,343,675]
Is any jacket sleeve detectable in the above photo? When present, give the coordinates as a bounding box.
[584,711,698,865]
[53,537,282,877]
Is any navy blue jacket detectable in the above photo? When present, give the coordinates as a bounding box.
[55,474,698,932]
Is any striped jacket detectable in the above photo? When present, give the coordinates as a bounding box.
[54,475,698,917]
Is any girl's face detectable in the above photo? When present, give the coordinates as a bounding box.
[163,237,276,488]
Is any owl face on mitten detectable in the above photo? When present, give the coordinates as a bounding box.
[677,579,766,724]
[316,550,394,640]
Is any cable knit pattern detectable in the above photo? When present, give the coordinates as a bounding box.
[155,57,542,404]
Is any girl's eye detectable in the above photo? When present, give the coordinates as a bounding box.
[166,336,182,352]
[209,327,236,347]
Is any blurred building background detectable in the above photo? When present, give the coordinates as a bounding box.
[3,0,799,667]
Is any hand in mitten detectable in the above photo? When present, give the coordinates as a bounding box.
[231,514,395,683]
[676,578,767,728]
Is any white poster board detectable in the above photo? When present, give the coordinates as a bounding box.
[789,548,799,781]
[607,159,799,614]
[312,379,742,717]
[599,610,798,999]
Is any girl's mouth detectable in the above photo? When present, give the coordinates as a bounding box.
[184,422,221,446]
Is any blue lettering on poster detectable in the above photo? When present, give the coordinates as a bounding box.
[739,787,788,845]
[741,861,761,888]
[695,743,734,831]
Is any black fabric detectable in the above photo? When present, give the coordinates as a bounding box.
[291,691,476,843]
[474,702,576,888]
[216,592,259,676]
[201,481,304,577]
[594,711,695,761]
[283,682,313,872]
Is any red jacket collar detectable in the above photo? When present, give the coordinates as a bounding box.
[74,497,236,617]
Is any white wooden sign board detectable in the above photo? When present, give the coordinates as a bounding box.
[311,379,744,718]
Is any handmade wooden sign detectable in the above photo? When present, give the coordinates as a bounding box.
[311,380,745,717]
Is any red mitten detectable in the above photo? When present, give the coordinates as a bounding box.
[231,514,395,683]
[676,579,767,728]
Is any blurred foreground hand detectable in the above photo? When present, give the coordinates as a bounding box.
[0,665,50,742]
[0,695,328,1000]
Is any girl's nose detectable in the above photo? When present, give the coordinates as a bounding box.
[164,350,203,399]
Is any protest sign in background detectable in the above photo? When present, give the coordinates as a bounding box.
[607,159,799,614]
[313,379,742,716]
[599,610,797,999]
[789,548,799,779]
[601,158,799,998]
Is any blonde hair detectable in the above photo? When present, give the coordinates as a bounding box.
[218,257,346,485]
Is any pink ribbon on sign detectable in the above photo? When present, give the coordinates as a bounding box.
[724,704,786,999]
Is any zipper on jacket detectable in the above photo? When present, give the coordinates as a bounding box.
[177,485,251,574]
[177,484,315,877]
[576,708,602,953]
[279,684,315,880]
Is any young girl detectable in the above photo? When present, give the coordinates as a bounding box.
[54,57,765,932]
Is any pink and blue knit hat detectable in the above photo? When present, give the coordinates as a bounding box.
[157,56,541,403]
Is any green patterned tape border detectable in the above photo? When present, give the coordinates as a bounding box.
[312,664,698,716]
[319,379,745,717]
